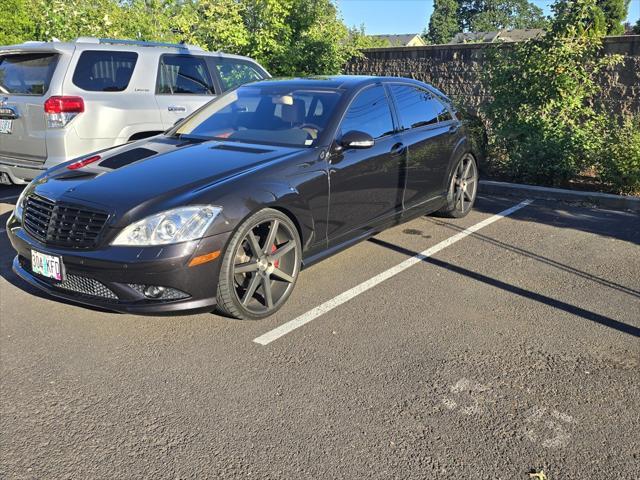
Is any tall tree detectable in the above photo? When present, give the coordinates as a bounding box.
[426,0,460,44]
[172,0,248,52]
[458,0,548,32]
[595,0,630,34]
[1,0,377,77]
[237,0,360,76]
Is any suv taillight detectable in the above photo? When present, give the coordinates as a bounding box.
[44,96,84,128]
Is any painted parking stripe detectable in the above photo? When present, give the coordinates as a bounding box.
[253,199,534,346]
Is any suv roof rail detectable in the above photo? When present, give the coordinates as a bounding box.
[73,37,204,51]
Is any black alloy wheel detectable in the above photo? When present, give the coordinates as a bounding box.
[216,209,301,320]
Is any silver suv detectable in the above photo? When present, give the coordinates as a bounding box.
[0,37,270,184]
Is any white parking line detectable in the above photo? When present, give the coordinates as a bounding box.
[253,199,534,346]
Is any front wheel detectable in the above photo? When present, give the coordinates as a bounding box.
[436,153,478,218]
[216,209,301,320]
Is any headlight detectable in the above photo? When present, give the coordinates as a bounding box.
[14,186,30,221]
[111,205,222,246]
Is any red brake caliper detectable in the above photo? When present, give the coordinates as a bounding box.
[271,244,279,268]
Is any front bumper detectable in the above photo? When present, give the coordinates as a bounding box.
[6,213,231,315]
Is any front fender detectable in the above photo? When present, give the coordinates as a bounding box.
[211,181,316,251]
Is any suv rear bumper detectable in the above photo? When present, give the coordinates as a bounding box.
[1,129,126,183]
[0,159,45,184]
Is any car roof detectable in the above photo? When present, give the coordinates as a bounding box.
[246,75,448,98]
[0,38,260,63]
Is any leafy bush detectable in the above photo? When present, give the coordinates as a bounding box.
[482,0,625,187]
[599,118,640,194]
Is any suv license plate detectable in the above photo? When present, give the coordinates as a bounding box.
[31,250,64,281]
[0,119,12,134]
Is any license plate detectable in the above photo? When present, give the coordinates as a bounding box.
[0,119,12,134]
[31,250,64,281]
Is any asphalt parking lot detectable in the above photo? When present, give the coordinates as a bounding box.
[1,187,639,479]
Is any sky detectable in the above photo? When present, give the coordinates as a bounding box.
[335,0,640,35]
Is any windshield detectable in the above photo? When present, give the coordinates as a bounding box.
[0,53,59,96]
[173,85,342,147]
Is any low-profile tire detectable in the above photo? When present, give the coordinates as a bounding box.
[435,153,479,218]
[216,208,302,320]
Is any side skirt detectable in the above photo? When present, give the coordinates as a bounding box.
[301,195,446,269]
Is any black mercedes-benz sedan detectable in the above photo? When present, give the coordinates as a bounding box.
[6,76,479,319]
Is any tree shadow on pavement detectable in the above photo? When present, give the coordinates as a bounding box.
[368,237,640,338]
[421,217,640,300]
[471,195,640,246]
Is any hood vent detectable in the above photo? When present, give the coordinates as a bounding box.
[100,148,158,169]
[210,144,273,154]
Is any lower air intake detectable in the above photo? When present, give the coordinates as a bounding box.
[55,274,118,300]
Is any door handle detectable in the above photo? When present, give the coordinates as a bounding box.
[390,143,406,156]
[448,124,460,134]
[168,105,187,113]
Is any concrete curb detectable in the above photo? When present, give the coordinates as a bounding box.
[479,180,640,213]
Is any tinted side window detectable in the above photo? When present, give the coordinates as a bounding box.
[434,97,454,122]
[340,85,394,139]
[72,51,137,92]
[390,85,442,130]
[157,55,214,95]
[216,59,265,91]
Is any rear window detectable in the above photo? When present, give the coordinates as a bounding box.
[72,51,138,92]
[0,53,59,96]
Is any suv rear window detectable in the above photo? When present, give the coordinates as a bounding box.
[0,53,59,96]
[72,51,138,92]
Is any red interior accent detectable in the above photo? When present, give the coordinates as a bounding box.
[67,155,101,170]
[44,96,85,114]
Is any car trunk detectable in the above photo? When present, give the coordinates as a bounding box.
[0,51,60,165]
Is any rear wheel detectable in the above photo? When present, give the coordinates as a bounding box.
[216,209,301,320]
[436,153,478,218]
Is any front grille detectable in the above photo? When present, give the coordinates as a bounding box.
[55,273,118,300]
[23,194,109,249]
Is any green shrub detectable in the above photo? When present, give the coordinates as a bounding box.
[599,118,640,194]
[482,0,623,187]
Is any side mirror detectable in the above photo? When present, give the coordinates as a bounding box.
[339,130,375,150]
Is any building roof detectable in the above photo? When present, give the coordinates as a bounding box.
[448,29,545,44]
[371,34,426,47]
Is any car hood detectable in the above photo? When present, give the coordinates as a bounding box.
[31,136,303,214]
